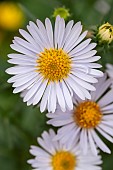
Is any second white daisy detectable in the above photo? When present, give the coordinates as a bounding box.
[47,74,113,155]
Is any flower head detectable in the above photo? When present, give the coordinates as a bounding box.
[28,129,102,170]
[6,16,103,113]
[97,22,113,44]
[47,74,113,155]
[53,7,70,20]
[0,2,25,31]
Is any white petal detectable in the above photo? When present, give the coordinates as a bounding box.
[96,127,113,143]
[13,76,37,93]
[68,38,92,55]
[10,44,36,57]
[61,81,73,110]
[92,78,111,101]
[19,29,39,47]
[70,73,96,91]
[12,72,38,87]
[40,84,51,113]
[63,22,82,52]
[101,103,113,113]
[71,43,96,56]
[66,76,85,100]
[80,129,88,155]
[36,19,50,48]
[57,18,65,48]
[61,20,74,48]
[64,25,82,53]
[8,53,37,59]
[23,75,43,102]
[73,56,101,63]
[98,124,113,136]
[71,50,97,60]
[98,89,113,107]
[88,130,98,155]
[6,66,35,75]
[33,80,48,105]
[45,18,54,48]
[49,83,57,113]
[91,129,111,153]
[89,69,103,77]
[55,82,66,111]
[54,15,61,48]
[71,70,97,83]
[14,37,40,53]
[67,30,88,53]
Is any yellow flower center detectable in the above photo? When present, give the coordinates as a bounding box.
[74,101,102,128]
[52,151,76,170]
[36,48,71,82]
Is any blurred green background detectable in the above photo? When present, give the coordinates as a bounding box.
[0,0,113,170]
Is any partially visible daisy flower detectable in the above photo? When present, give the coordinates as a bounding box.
[6,15,103,113]
[47,74,113,155]
[28,129,102,170]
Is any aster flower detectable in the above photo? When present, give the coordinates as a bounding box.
[47,74,113,155]
[28,129,102,170]
[6,15,103,113]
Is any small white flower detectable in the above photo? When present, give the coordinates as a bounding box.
[6,15,103,113]
[28,129,102,170]
[47,74,113,155]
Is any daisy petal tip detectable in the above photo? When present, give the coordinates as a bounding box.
[27,160,31,164]
[46,121,50,125]
[13,89,17,94]
[45,17,49,22]
[5,68,9,74]
[107,150,111,154]
[23,97,27,103]
[93,86,96,91]
[27,102,31,106]
[10,44,13,48]
[7,79,11,83]
[40,108,45,113]
[100,72,104,77]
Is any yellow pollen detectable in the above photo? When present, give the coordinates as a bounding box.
[74,101,102,128]
[36,48,71,82]
[51,151,76,170]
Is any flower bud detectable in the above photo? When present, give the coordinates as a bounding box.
[97,22,113,44]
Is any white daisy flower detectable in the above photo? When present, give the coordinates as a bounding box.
[28,129,102,170]
[47,74,113,155]
[6,15,103,113]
